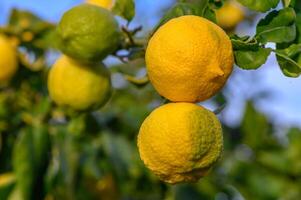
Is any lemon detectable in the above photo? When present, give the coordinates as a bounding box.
[57,4,121,63]
[216,0,245,30]
[86,0,115,10]
[48,55,111,111]
[146,15,234,102]
[137,103,223,184]
[0,35,18,84]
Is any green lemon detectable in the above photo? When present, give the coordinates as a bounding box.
[57,4,121,63]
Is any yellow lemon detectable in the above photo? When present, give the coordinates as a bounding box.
[216,0,245,30]
[137,103,223,184]
[48,55,112,111]
[0,35,18,84]
[146,15,234,102]
[86,0,115,10]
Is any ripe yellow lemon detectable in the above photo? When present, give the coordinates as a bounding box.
[86,0,115,10]
[146,15,234,102]
[48,55,111,111]
[0,35,18,84]
[137,103,223,184]
[216,0,245,30]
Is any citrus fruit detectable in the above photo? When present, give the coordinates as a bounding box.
[57,4,121,63]
[0,35,18,84]
[146,15,234,102]
[48,55,112,111]
[86,0,115,10]
[216,0,245,30]
[137,103,223,184]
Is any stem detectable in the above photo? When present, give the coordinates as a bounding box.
[121,25,143,48]
[122,26,136,46]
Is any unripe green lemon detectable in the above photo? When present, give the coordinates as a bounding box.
[48,55,112,111]
[57,4,121,63]
[0,35,18,84]
[138,103,223,184]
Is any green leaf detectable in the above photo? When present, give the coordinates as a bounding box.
[257,151,290,174]
[241,101,270,149]
[13,130,35,200]
[178,0,224,8]
[7,188,23,200]
[208,0,224,9]
[234,47,271,69]
[102,132,141,179]
[275,44,301,77]
[231,35,259,51]
[290,0,301,12]
[286,128,301,175]
[0,173,15,200]
[256,8,296,44]
[231,34,272,70]
[112,0,135,21]
[8,9,54,35]
[67,114,87,136]
[9,9,41,28]
[274,14,301,77]
[295,13,301,43]
[44,127,82,199]
[32,125,51,170]
[287,134,301,173]
[12,125,50,200]
[34,28,58,49]
[236,0,280,12]
[155,2,215,31]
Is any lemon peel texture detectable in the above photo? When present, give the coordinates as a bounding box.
[146,15,234,102]
[137,103,223,184]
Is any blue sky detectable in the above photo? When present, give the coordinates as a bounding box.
[1,0,301,128]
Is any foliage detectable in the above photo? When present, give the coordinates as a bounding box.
[0,0,301,199]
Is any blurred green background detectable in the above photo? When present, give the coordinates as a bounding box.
[0,0,301,200]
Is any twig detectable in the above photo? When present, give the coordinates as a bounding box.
[121,25,143,47]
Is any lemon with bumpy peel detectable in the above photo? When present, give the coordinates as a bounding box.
[0,35,18,84]
[86,0,115,10]
[216,0,245,30]
[137,103,223,184]
[48,55,111,111]
[146,15,234,102]
[57,4,121,63]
